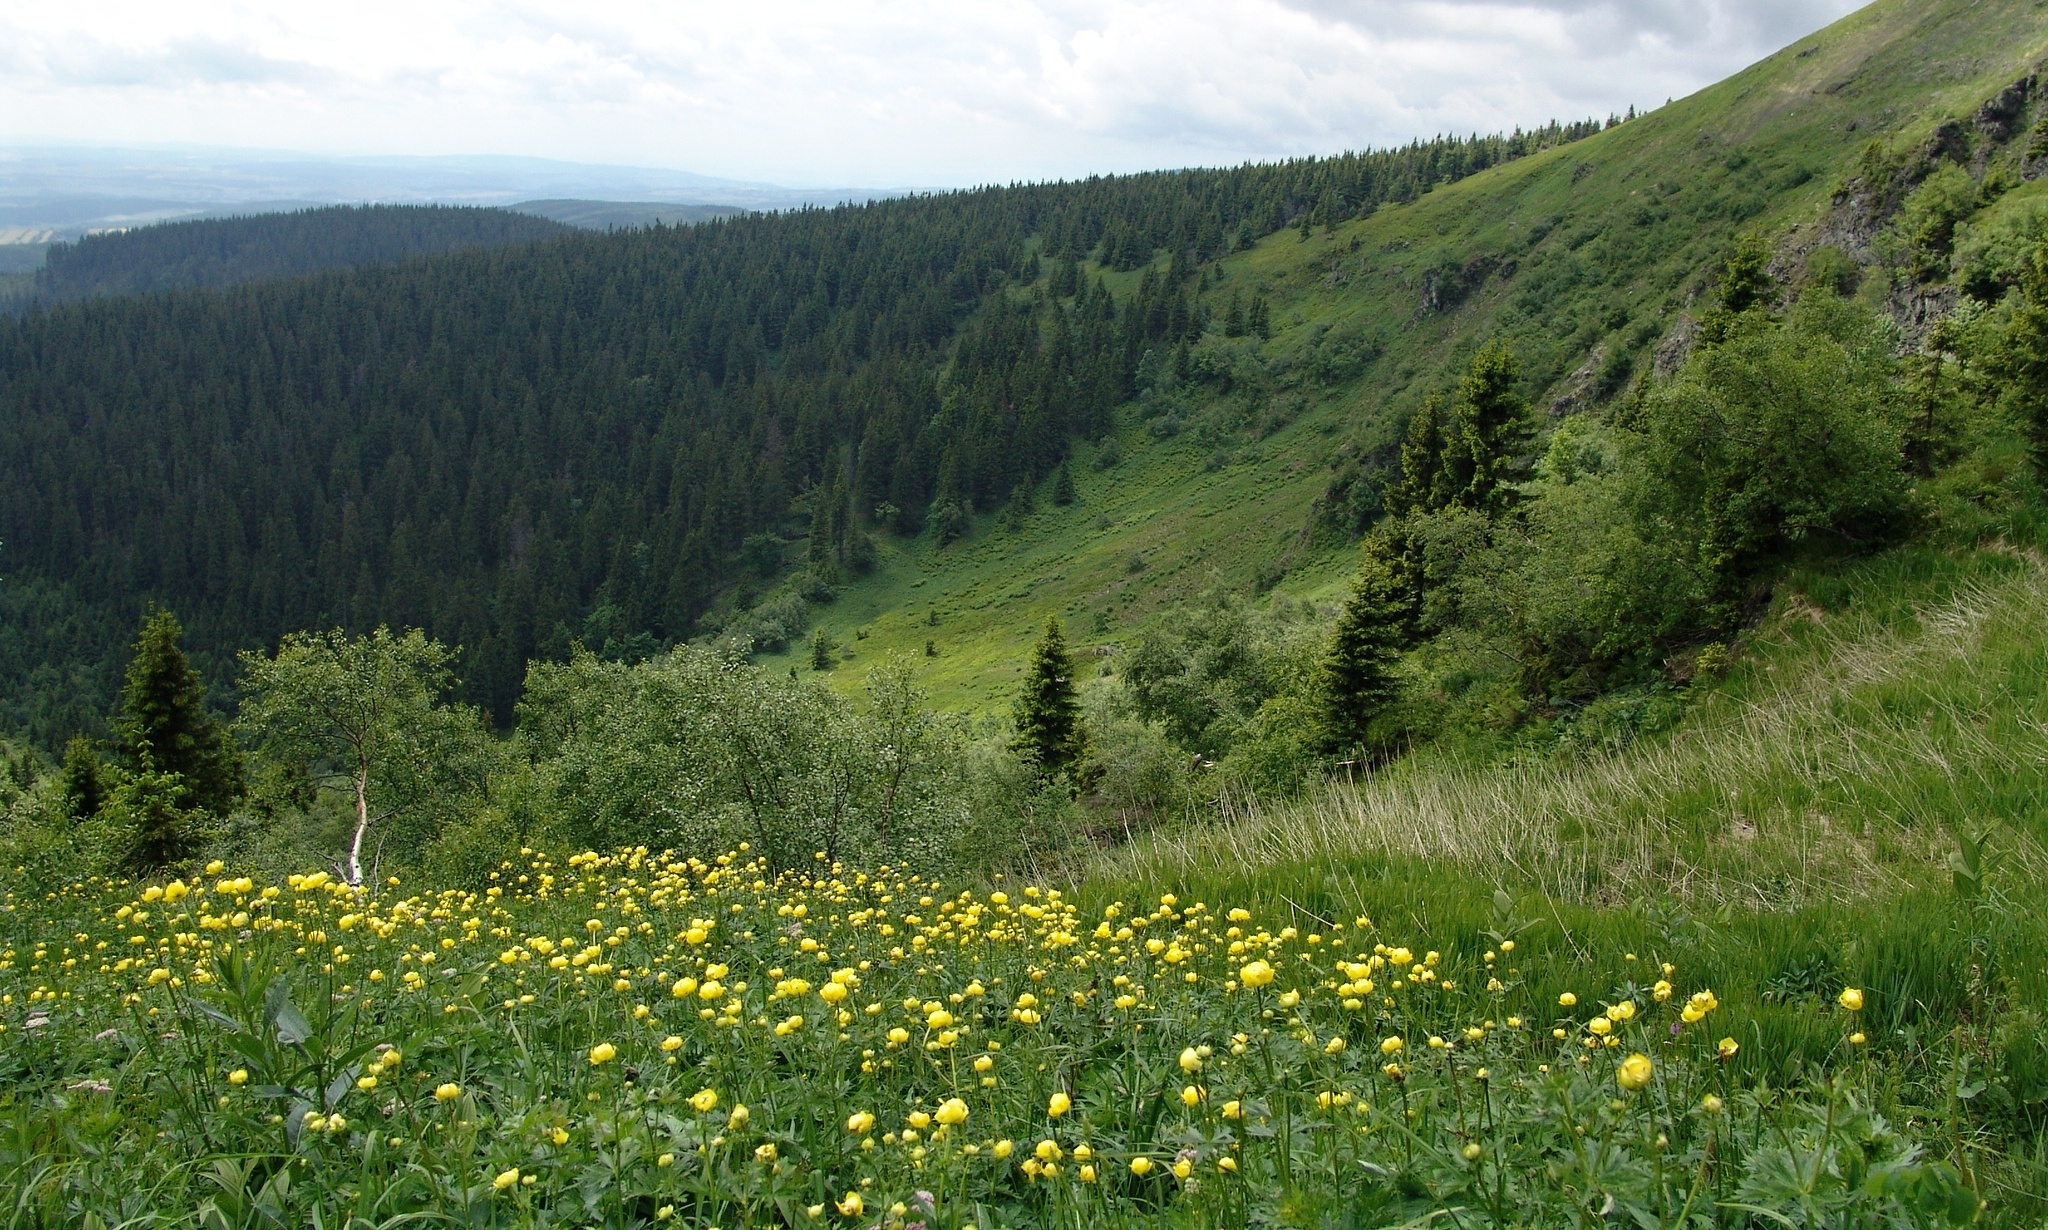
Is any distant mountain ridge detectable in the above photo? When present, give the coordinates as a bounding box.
[22,205,572,304]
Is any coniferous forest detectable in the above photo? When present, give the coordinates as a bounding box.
[0,128,1602,739]
[24,204,572,305]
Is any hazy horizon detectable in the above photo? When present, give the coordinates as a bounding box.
[3,1,1865,189]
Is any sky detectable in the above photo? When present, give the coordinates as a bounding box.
[0,0,1870,189]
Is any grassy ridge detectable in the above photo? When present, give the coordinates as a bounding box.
[776,0,2048,714]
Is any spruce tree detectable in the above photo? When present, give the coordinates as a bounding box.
[1013,615,1085,777]
[1052,462,1077,506]
[1718,231,1777,314]
[1445,341,1533,516]
[116,608,240,817]
[2001,241,2048,478]
[810,627,834,671]
[58,736,105,822]
[1317,538,1408,755]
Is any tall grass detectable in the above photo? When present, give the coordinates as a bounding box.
[1088,546,2048,912]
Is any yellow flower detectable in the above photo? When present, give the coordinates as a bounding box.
[691,1088,719,1113]
[1558,992,1577,1007]
[1047,1091,1071,1118]
[493,1168,521,1193]
[836,1192,864,1217]
[1379,1036,1404,1055]
[1179,1047,1202,1073]
[1837,987,1864,1012]
[1180,1085,1201,1106]
[587,1042,617,1065]
[1701,1094,1725,1114]
[1588,1017,1612,1037]
[552,1127,570,1145]
[1035,1138,1063,1163]
[728,1104,749,1130]
[1462,1142,1482,1161]
[755,1142,778,1162]
[846,1111,875,1133]
[1080,1164,1097,1183]
[819,982,848,1004]
[1239,960,1275,988]
[935,1098,969,1126]
[1717,1037,1740,1060]
[657,1152,675,1166]
[1849,1031,1867,1045]
[1616,1053,1654,1091]
[1172,1158,1193,1180]
[228,1069,249,1085]
[973,1055,994,1073]
[1130,1156,1155,1176]
[1221,1100,1243,1120]
[661,1035,683,1052]
[993,1139,1014,1159]
[435,1082,462,1101]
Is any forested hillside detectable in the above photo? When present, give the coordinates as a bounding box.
[25,204,571,304]
[0,127,1603,741]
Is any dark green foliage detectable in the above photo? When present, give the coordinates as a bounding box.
[104,755,204,871]
[1624,296,1908,617]
[1051,462,1077,506]
[1012,616,1084,777]
[31,204,569,303]
[1717,230,1778,314]
[810,627,833,671]
[1122,601,1271,756]
[0,125,1606,738]
[115,609,240,818]
[57,736,103,822]
[1444,341,1534,516]
[1317,537,1408,754]
[1997,241,2048,477]
[1391,343,1533,519]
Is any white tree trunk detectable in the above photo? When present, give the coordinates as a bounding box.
[347,767,371,886]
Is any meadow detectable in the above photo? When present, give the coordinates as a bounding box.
[0,848,1987,1228]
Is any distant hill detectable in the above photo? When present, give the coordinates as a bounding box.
[513,200,747,230]
[27,204,571,303]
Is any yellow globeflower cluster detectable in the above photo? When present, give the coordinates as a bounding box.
[1,845,1794,1227]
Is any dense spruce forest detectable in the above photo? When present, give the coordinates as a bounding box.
[0,123,1609,741]
[25,204,572,304]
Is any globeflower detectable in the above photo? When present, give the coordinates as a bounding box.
[1129,1156,1155,1176]
[1616,1053,1654,1091]
[691,1088,719,1113]
[1047,1091,1072,1117]
[434,1082,461,1102]
[846,1111,875,1133]
[588,1042,617,1065]
[493,1168,521,1193]
[1837,987,1864,1012]
[1239,960,1275,988]
[935,1098,968,1126]
[836,1192,864,1217]
[1179,1047,1202,1073]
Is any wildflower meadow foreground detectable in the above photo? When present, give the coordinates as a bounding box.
[0,849,1981,1227]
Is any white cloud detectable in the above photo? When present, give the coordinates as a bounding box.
[0,0,1866,186]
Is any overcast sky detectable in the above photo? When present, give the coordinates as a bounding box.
[0,0,1868,188]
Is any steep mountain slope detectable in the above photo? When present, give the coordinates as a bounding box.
[781,0,2048,712]
[0,133,1595,744]
[1,0,2042,747]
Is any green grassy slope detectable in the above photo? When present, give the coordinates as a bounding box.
[768,0,2048,713]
